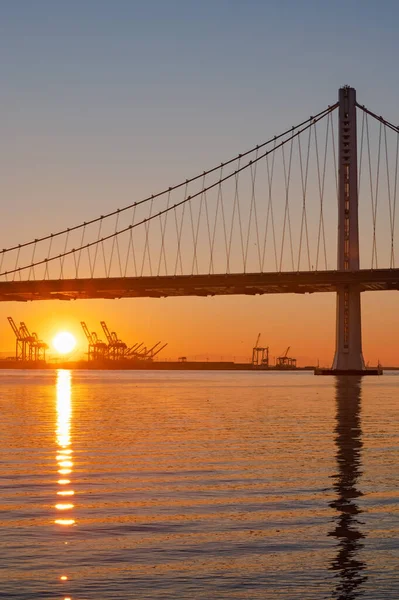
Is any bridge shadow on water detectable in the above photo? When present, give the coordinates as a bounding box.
[329,376,367,599]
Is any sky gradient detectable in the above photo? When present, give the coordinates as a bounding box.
[1,0,399,365]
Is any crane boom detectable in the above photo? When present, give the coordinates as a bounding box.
[126,343,139,354]
[100,321,113,344]
[20,322,34,341]
[152,343,168,358]
[7,317,21,339]
[81,322,94,344]
[127,342,144,356]
[141,341,161,357]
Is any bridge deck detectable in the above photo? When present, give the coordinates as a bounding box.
[0,269,398,302]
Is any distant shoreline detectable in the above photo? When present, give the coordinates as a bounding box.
[0,359,315,371]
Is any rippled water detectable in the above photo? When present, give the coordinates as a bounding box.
[0,369,398,599]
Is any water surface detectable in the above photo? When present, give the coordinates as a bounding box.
[0,370,398,599]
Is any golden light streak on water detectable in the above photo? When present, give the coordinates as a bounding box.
[55,371,75,519]
[56,371,72,449]
[54,370,75,599]
[55,519,76,526]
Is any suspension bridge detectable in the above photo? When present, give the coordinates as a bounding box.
[0,86,398,372]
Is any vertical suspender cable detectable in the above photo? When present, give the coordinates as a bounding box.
[392,129,399,267]
[297,127,312,271]
[262,140,278,272]
[383,125,394,268]
[174,182,188,276]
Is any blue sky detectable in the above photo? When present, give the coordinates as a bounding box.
[1,0,398,239]
[1,2,398,216]
[0,0,399,363]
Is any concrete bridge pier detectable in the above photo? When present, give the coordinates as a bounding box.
[330,86,366,373]
[332,284,365,371]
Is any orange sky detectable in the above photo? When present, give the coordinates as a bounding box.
[0,290,397,367]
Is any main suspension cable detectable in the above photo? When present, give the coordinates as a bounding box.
[0,106,338,277]
[0,103,338,257]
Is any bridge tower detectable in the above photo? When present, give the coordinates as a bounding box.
[332,86,365,371]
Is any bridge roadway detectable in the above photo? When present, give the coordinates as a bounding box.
[0,269,399,301]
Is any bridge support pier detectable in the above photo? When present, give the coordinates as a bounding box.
[332,285,364,371]
[331,86,365,373]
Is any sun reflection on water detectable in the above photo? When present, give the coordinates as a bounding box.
[55,519,76,526]
[55,370,76,593]
[56,370,72,448]
[55,370,75,525]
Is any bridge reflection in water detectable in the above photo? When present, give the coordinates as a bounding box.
[329,377,367,599]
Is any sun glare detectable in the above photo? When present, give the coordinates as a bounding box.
[53,332,76,355]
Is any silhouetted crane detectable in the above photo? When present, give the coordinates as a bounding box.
[252,333,269,368]
[100,321,127,360]
[81,322,108,361]
[7,318,47,362]
[276,346,296,369]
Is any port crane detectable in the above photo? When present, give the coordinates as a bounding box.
[81,322,108,361]
[81,320,168,363]
[128,341,168,360]
[276,346,297,369]
[251,333,269,368]
[100,321,127,360]
[144,342,168,360]
[8,317,26,361]
[7,317,47,362]
[125,342,144,357]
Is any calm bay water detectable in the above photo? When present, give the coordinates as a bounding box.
[0,369,398,599]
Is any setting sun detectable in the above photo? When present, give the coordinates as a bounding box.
[53,332,76,355]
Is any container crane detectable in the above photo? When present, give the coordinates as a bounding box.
[125,342,141,356]
[252,333,269,368]
[100,321,127,360]
[137,341,167,360]
[7,317,26,361]
[151,343,168,359]
[18,323,35,361]
[276,346,297,369]
[7,319,47,362]
[30,330,48,362]
[139,341,161,359]
[126,342,144,357]
[126,341,167,361]
[81,321,167,363]
[19,322,47,362]
[81,322,108,361]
